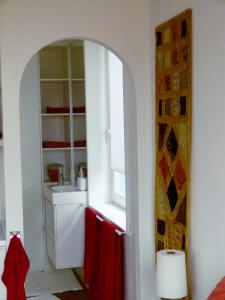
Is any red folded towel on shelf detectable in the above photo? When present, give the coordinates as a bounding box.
[2,235,30,300]
[46,106,70,114]
[42,140,86,148]
[42,141,71,148]
[45,106,85,114]
[73,106,86,113]
[74,140,86,147]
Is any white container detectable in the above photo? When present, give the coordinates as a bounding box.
[77,177,87,191]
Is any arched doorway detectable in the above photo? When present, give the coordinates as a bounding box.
[20,37,138,300]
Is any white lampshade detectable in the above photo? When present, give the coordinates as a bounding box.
[156,249,187,299]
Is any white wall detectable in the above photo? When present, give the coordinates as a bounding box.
[151,1,225,299]
[84,41,110,207]
[0,149,5,224]
[20,55,44,272]
[0,1,154,300]
[0,82,5,225]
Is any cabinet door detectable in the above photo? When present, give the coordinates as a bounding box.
[45,200,56,236]
[46,228,56,267]
[55,204,85,269]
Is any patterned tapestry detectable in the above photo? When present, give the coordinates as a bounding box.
[155,8,192,292]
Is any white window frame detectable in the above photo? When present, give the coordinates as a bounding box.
[106,51,126,209]
[111,169,126,208]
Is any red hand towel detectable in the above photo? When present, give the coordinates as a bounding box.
[89,218,103,300]
[98,220,118,300]
[83,207,98,285]
[74,140,86,147]
[46,106,70,114]
[73,106,86,113]
[93,220,124,300]
[42,141,71,148]
[2,235,30,300]
[114,233,124,300]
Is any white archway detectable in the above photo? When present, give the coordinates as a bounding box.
[0,2,154,299]
[19,37,139,300]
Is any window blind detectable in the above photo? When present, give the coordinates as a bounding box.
[108,52,125,172]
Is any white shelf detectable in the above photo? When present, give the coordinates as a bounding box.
[40,78,69,82]
[39,43,86,186]
[74,147,86,150]
[44,181,71,185]
[41,113,70,117]
[40,78,84,82]
[73,113,85,116]
[72,78,85,82]
[41,113,85,117]
[42,147,71,151]
[42,147,86,151]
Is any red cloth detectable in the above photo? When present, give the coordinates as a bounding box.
[114,233,124,300]
[73,106,86,113]
[46,106,70,114]
[74,140,86,147]
[83,207,98,285]
[85,208,124,300]
[42,141,70,148]
[42,141,86,148]
[207,276,225,300]
[2,235,30,300]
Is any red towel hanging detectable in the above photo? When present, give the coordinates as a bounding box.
[98,220,118,300]
[84,207,124,300]
[114,233,124,300]
[84,207,98,285]
[2,235,30,300]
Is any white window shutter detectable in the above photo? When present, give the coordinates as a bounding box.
[108,52,125,172]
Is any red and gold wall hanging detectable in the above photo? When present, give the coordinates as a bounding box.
[155,9,192,295]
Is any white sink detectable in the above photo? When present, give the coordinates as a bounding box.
[43,184,87,205]
[50,185,78,192]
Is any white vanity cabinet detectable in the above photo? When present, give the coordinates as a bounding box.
[44,186,87,269]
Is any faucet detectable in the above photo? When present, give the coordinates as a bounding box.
[58,166,64,186]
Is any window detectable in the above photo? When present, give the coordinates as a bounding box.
[107,52,126,208]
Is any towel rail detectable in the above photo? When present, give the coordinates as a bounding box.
[10,231,21,238]
[95,215,125,236]
[81,204,126,236]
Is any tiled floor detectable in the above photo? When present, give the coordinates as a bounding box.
[54,269,90,300]
[54,290,90,300]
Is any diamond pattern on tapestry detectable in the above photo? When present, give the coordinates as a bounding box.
[157,219,166,236]
[158,123,168,151]
[175,195,187,226]
[155,10,191,299]
[166,128,178,160]
[159,155,170,182]
[157,184,170,216]
[174,158,186,189]
[167,177,178,212]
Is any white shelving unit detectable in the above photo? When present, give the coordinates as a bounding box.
[39,41,87,185]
